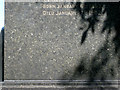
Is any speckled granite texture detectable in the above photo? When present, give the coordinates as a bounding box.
[5,2,119,80]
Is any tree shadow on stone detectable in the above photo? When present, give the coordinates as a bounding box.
[60,39,117,90]
[73,2,120,81]
[74,2,120,52]
[60,2,120,89]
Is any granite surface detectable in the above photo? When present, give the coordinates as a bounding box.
[5,2,119,81]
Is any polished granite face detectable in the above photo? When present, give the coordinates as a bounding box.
[5,2,119,80]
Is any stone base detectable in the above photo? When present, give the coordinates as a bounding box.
[1,80,119,90]
[1,87,118,90]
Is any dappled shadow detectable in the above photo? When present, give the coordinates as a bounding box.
[60,2,120,89]
[60,38,116,88]
[73,2,120,52]
[73,2,120,81]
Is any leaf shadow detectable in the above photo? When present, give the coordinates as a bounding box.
[59,2,120,89]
